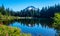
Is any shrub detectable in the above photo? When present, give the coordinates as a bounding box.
[0,25,31,36]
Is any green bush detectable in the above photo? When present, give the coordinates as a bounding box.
[0,25,31,36]
[54,13,60,24]
[53,13,60,29]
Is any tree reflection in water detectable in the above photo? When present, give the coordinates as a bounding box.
[3,18,60,36]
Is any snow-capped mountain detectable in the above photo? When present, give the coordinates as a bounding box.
[23,6,39,11]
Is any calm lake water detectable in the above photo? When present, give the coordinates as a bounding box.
[8,18,60,36]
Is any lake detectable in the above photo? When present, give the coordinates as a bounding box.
[8,18,60,36]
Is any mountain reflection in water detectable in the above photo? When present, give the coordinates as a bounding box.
[8,18,60,36]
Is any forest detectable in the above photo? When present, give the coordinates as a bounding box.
[0,4,60,18]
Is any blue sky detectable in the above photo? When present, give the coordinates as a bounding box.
[0,0,60,11]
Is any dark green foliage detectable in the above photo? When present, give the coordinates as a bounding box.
[0,4,60,18]
[53,13,60,30]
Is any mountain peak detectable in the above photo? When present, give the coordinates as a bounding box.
[27,6,35,8]
[23,6,39,11]
[26,6,36,10]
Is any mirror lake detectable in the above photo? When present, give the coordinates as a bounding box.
[4,18,60,36]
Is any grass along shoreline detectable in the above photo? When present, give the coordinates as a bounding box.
[0,13,31,36]
[0,24,31,36]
